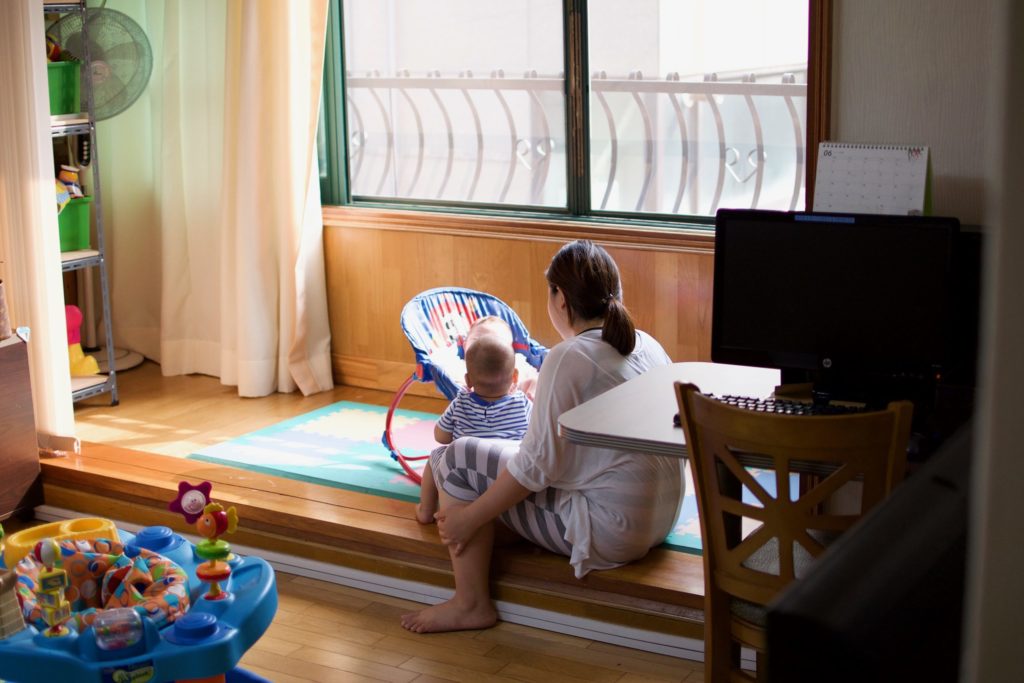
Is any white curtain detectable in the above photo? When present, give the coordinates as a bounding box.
[219,0,333,396]
[0,0,78,454]
[99,0,333,397]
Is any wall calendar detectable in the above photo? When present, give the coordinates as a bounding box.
[813,142,931,215]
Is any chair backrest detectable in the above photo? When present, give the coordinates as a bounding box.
[400,287,547,399]
[674,382,913,608]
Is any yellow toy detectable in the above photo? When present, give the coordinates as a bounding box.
[57,165,84,198]
[55,179,71,213]
[31,539,72,637]
[1,517,118,568]
[66,304,100,376]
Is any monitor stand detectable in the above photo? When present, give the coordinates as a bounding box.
[775,367,974,463]
[773,369,867,409]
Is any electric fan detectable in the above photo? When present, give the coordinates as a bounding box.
[48,6,153,121]
[49,6,153,373]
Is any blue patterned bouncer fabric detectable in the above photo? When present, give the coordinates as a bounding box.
[401,287,547,398]
[384,287,548,482]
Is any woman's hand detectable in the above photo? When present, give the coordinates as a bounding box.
[433,468,532,556]
[435,503,476,556]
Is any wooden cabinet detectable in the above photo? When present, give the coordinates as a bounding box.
[0,336,42,520]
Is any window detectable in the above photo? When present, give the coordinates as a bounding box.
[321,0,827,226]
[338,1,566,208]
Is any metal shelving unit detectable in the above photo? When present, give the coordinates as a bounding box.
[46,0,118,405]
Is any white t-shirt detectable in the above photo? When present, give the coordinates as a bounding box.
[506,329,684,578]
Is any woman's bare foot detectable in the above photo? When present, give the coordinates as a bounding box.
[400,598,497,633]
[415,500,437,525]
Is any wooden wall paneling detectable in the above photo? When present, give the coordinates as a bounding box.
[385,228,455,357]
[651,252,683,360]
[323,217,715,393]
[605,246,660,346]
[453,237,537,318]
[526,242,562,347]
[668,250,715,362]
[617,247,715,364]
[325,227,380,358]
[321,206,716,252]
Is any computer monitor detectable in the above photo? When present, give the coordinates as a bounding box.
[711,209,962,406]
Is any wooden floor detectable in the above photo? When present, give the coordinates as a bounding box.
[247,573,703,682]
[67,361,706,682]
[74,361,450,457]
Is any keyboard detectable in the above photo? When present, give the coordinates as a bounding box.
[709,394,868,416]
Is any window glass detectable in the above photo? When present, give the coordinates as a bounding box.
[587,0,809,216]
[334,0,813,220]
[342,0,567,207]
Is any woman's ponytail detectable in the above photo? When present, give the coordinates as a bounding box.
[602,296,636,356]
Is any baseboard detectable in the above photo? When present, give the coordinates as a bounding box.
[33,505,710,662]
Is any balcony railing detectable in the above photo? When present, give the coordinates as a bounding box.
[344,66,807,216]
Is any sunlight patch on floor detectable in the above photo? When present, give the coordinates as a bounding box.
[139,442,205,458]
[74,424,149,442]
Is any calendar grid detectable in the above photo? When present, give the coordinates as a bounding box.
[813,142,931,215]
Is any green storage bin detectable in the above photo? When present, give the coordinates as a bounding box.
[58,196,91,252]
[47,61,81,115]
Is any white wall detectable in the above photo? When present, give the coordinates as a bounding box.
[963,0,1024,680]
[834,1,1023,680]
[831,0,992,223]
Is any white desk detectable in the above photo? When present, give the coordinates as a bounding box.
[558,362,781,458]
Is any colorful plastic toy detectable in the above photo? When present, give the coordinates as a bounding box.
[194,502,238,601]
[15,537,189,634]
[31,539,72,638]
[168,481,213,524]
[384,287,548,483]
[1,517,118,568]
[58,165,85,198]
[66,304,101,376]
[55,178,71,213]
[45,34,62,62]
[0,498,276,682]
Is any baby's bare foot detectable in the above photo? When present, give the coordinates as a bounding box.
[415,501,436,525]
[400,598,497,633]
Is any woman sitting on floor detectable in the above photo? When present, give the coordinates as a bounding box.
[401,239,683,633]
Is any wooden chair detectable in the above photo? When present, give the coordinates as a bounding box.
[673,382,913,683]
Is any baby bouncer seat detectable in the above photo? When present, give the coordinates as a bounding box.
[383,287,548,484]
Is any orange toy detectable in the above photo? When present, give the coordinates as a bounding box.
[193,503,238,601]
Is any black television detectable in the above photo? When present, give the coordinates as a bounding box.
[711,209,962,408]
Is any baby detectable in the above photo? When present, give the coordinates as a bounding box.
[464,315,539,400]
[417,317,533,524]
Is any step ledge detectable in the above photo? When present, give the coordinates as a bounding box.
[34,504,723,663]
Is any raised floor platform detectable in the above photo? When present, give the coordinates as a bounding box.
[39,442,707,654]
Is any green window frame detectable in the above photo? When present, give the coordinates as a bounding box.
[318,0,832,231]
